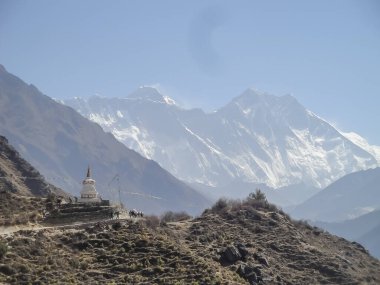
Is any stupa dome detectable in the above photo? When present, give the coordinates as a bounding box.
[79,166,101,203]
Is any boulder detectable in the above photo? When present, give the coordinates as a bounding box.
[236,243,249,258]
[237,264,258,284]
[221,245,242,263]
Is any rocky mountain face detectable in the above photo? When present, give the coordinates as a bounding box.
[1,198,379,284]
[0,135,65,226]
[315,209,380,258]
[290,167,380,222]
[0,65,209,215]
[0,135,59,197]
[63,87,379,204]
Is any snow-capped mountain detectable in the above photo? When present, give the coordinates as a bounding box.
[63,87,379,192]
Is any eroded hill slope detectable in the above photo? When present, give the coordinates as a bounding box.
[1,198,379,284]
[0,135,60,197]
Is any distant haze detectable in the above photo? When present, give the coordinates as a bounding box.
[0,0,379,144]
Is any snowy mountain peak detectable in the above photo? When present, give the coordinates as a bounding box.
[341,131,380,163]
[231,88,268,105]
[229,88,301,110]
[128,86,176,105]
[63,88,380,191]
[220,89,307,126]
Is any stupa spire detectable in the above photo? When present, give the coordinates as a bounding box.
[86,165,91,178]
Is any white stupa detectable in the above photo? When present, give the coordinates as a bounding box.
[78,166,101,203]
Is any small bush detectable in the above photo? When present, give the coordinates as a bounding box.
[161,211,192,223]
[245,189,279,212]
[142,215,160,229]
[229,200,243,211]
[248,188,267,201]
[244,198,267,209]
[0,241,8,259]
[292,219,313,230]
[211,198,228,213]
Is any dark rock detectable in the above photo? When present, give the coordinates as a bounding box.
[258,256,269,267]
[252,265,262,277]
[136,239,149,248]
[351,241,368,254]
[221,245,242,263]
[112,221,122,230]
[236,243,249,258]
[254,253,269,267]
[319,265,340,277]
[0,264,15,275]
[237,264,258,284]
[73,241,91,251]
[268,220,277,226]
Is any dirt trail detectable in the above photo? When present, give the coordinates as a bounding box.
[0,212,140,236]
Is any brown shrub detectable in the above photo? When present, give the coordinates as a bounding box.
[211,198,228,213]
[142,215,160,230]
[161,211,192,223]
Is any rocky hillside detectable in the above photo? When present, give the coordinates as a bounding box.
[0,135,65,226]
[1,198,379,284]
[0,135,59,197]
[0,65,209,215]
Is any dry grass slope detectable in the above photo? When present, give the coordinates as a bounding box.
[0,197,379,284]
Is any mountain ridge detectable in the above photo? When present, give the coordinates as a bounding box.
[313,209,380,258]
[291,167,380,222]
[63,87,379,198]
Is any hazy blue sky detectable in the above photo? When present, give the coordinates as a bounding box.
[1,0,379,144]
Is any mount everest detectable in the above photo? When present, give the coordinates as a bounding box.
[63,87,380,203]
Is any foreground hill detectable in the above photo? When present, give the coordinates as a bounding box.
[0,65,209,215]
[1,198,379,284]
[291,167,380,222]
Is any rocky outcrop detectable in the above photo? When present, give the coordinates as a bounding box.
[237,263,262,284]
[220,245,242,263]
